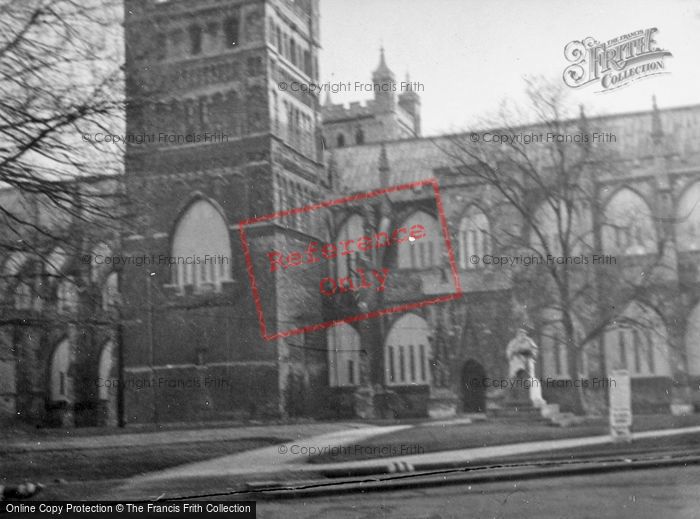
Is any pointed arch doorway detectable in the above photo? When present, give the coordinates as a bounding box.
[461,359,486,413]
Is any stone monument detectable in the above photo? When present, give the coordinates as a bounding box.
[505,328,545,408]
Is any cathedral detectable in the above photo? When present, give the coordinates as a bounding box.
[2,0,700,427]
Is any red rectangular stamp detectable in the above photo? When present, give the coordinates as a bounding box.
[238,178,462,341]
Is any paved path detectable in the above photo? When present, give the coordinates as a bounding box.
[133,425,413,482]
[109,424,412,499]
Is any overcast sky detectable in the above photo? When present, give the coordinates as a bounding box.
[319,0,700,135]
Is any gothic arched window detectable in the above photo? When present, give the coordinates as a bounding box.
[3,252,32,310]
[385,314,431,385]
[50,339,71,402]
[604,302,670,377]
[225,90,240,136]
[224,16,239,47]
[172,199,232,292]
[303,50,311,76]
[98,341,116,400]
[290,38,296,66]
[458,206,490,269]
[335,214,365,280]
[57,276,78,314]
[355,127,365,145]
[539,308,592,380]
[102,271,119,311]
[336,133,345,148]
[397,211,441,270]
[188,24,202,54]
[183,98,198,135]
[603,188,656,255]
[676,181,700,251]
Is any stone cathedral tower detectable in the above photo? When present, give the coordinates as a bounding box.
[121,0,329,423]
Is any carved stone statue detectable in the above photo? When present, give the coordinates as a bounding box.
[506,328,545,407]
[506,328,538,377]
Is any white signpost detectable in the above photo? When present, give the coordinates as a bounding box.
[609,369,632,442]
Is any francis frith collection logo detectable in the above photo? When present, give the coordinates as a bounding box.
[563,28,672,92]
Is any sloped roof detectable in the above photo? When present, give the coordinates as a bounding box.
[328,104,700,193]
[329,137,459,193]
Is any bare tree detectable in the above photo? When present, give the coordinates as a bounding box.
[434,78,674,412]
[0,0,129,323]
[0,0,126,257]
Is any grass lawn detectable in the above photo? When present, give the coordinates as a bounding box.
[1,437,285,482]
[308,414,700,464]
[0,415,312,442]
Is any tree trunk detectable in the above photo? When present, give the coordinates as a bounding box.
[563,319,587,414]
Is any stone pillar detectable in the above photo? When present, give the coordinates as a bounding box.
[354,319,379,420]
[427,326,458,418]
[666,304,694,416]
